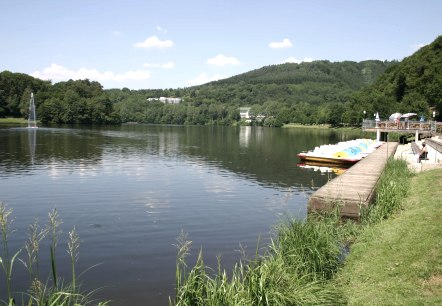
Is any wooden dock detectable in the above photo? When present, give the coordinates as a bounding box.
[308,142,398,218]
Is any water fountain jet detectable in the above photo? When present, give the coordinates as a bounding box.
[28,92,37,128]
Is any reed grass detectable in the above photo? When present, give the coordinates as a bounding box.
[171,211,351,305]
[171,158,411,305]
[0,203,108,306]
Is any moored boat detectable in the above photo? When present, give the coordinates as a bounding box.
[297,139,382,165]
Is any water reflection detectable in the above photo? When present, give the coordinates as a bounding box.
[27,128,36,164]
[239,126,251,147]
[0,125,365,189]
[0,127,104,177]
[297,161,349,176]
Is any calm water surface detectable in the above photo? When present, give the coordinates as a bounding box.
[0,124,363,305]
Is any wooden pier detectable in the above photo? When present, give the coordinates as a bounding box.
[308,142,398,218]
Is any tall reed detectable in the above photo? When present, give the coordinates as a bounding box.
[0,203,21,304]
[48,208,62,289]
[172,212,349,305]
[0,203,108,306]
[20,218,48,284]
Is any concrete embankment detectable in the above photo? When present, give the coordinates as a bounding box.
[394,136,442,172]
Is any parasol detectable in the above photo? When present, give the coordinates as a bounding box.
[401,112,417,118]
[389,112,402,121]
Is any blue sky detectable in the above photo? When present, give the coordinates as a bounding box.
[1,0,441,90]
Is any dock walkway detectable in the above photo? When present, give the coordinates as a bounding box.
[308,142,398,218]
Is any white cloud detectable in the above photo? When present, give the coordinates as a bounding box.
[206,54,240,67]
[186,73,226,86]
[143,61,175,69]
[31,63,151,83]
[282,57,313,64]
[162,61,175,69]
[112,30,122,36]
[269,38,292,49]
[134,36,174,49]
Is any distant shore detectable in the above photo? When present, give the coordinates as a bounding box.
[0,118,29,124]
[282,123,363,132]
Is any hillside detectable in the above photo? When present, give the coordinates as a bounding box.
[187,60,394,107]
[355,35,442,120]
[211,60,392,89]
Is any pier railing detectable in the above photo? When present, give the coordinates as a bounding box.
[362,119,438,133]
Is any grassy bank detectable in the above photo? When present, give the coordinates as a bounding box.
[336,168,442,305]
[171,158,420,305]
[0,118,28,124]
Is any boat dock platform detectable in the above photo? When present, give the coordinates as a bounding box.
[308,142,398,218]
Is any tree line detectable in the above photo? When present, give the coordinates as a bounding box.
[1,35,441,126]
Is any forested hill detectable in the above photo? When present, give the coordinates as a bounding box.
[354,35,442,120]
[186,60,395,108]
[104,60,395,126]
[208,60,394,90]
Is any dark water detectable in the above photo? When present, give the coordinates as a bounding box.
[0,124,363,305]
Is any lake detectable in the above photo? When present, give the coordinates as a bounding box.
[0,124,363,305]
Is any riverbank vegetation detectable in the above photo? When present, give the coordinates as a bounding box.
[2,35,441,127]
[0,204,108,306]
[171,159,441,305]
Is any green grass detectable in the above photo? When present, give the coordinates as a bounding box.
[0,118,29,124]
[336,168,442,305]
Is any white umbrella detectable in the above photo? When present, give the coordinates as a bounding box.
[401,112,417,118]
[375,112,380,122]
[389,112,402,121]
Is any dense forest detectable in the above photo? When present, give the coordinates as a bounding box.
[354,35,442,121]
[0,72,119,124]
[1,35,441,126]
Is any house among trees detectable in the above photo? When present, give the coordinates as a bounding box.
[240,107,266,123]
[239,107,252,122]
[147,97,182,104]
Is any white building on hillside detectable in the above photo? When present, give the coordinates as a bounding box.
[147,97,182,104]
[239,107,251,122]
[239,107,266,123]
